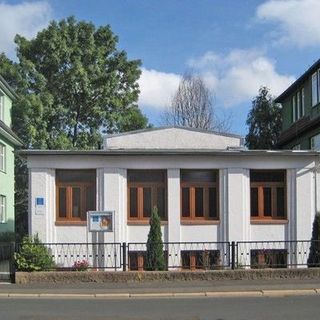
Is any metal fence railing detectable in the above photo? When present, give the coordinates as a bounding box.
[0,242,15,281]
[236,240,320,268]
[126,242,230,271]
[15,242,122,271]
[5,240,320,274]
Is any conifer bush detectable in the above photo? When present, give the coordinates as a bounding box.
[145,207,166,271]
[308,213,320,267]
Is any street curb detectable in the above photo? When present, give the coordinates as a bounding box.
[0,289,318,299]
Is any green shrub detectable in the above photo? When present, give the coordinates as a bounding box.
[145,207,166,271]
[308,213,320,267]
[14,235,55,271]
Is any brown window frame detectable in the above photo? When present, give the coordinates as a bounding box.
[128,251,168,271]
[180,170,219,221]
[181,250,221,270]
[250,249,287,268]
[250,170,287,221]
[56,170,96,223]
[127,170,167,221]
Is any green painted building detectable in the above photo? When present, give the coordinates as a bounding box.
[0,75,22,234]
[276,59,320,150]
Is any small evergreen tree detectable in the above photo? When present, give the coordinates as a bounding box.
[145,207,166,271]
[245,86,282,150]
[308,213,320,267]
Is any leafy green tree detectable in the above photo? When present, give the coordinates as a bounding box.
[245,86,282,150]
[145,207,166,271]
[0,17,149,238]
[308,214,320,267]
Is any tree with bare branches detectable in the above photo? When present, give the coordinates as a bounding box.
[163,73,231,132]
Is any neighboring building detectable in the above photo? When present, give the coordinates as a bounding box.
[276,59,320,150]
[21,127,319,269]
[0,76,22,234]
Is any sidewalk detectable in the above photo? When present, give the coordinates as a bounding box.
[1,279,320,298]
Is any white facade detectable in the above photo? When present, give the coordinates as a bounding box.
[23,127,320,269]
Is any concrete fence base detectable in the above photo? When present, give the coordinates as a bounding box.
[15,268,320,284]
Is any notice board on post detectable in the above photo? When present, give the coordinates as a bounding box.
[87,211,114,232]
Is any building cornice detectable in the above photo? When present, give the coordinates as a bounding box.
[0,121,23,147]
[18,148,320,157]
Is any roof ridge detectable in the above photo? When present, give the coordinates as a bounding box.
[105,126,243,139]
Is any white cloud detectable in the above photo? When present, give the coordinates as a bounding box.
[256,0,320,47]
[0,1,52,57]
[188,49,295,106]
[138,68,181,110]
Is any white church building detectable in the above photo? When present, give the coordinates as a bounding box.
[21,127,320,270]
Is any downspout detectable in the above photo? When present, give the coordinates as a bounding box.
[314,155,320,216]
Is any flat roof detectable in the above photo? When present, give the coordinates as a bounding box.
[18,149,320,157]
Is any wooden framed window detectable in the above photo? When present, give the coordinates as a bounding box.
[128,251,168,271]
[251,249,287,268]
[128,251,146,271]
[250,170,286,221]
[181,170,219,221]
[181,250,220,270]
[56,170,96,223]
[127,170,167,221]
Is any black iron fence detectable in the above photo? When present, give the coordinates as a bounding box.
[15,242,122,271]
[5,240,320,273]
[0,242,15,281]
[236,240,320,268]
[126,242,230,271]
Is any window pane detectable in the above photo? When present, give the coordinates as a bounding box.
[181,170,217,183]
[312,72,318,106]
[156,187,166,219]
[292,96,296,122]
[250,188,258,217]
[311,134,320,151]
[0,144,4,171]
[276,187,285,218]
[56,170,96,183]
[182,188,190,217]
[86,186,95,212]
[250,170,285,183]
[128,170,166,183]
[181,251,191,269]
[301,88,305,117]
[143,188,152,218]
[58,188,67,218]
[72,187,81,218]
[0,195,6,223]
[208,188,217,218]
[195,188,204,217]
[263,188,272,217]
[129,188,138,218]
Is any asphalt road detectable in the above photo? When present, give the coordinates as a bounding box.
[0,295,319,320]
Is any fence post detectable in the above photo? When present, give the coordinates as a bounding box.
[122,242,127,272]
[9,242,16,283]
[231,241,236,270]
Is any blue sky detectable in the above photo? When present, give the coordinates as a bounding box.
[1,0,320,135]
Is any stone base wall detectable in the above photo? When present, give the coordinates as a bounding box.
[15,268,320,284]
